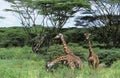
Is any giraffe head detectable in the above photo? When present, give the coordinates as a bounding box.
[54,33,63,39]
[84,32,91,39]
[46,62,54,71]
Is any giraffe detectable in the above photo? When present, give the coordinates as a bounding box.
[46,33,82,71]
[84,32,99,69]
[54,33,73,54]
[46,54,82,71]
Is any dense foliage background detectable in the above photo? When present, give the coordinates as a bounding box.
[0,26,119,48]
[0,27,120,67]
[0,0,119,78]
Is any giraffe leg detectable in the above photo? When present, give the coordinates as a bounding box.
[75,61,82,69]
[95,63,98,70]
[93,61,97,70]
[96,59,99,68]
[69,62,75,70]
[95,61,99,70]
[78,63,82,69]
[88,60,93,69]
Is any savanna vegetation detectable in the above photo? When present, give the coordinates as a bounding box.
[0,45,120,78]
[0,0,120,78]
[0,26,120,78]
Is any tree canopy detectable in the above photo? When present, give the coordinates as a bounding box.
[34,0,90,32]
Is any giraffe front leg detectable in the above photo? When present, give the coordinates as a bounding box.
[93,61,97,70]
[95,59,99,69]
[95,61,99,70]
[78,63,82,69]
[69,62,75,70]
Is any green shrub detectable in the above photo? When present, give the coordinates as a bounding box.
[0,27,28,47]
[98,49,120,67]
[63,28,85,44]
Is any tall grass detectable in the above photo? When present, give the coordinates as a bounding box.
[0,46,120,78]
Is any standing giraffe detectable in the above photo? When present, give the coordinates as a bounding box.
[46,54,82,71]
[84,32,99,69]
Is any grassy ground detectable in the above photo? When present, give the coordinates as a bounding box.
[0,46,120,78]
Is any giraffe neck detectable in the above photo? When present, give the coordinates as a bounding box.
[88,38,94,55]
[50,55,67,65]
[61,36,72,54]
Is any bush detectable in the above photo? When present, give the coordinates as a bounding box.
[63,28,86,44]
[0,27,28,47]
[98,49,120,67]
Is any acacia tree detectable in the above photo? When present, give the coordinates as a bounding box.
[75,0,120,47]
[33,0,89,53]
[4,0,49,53]
[5,0,40,36]
[5,0,89,53]
[35,0,89,32]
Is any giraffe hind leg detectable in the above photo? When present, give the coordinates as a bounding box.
[75,61,82,69]
[78,63,82,69]
[69,62,75,70]
[88,60,93,69]
[95,62,99,70]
